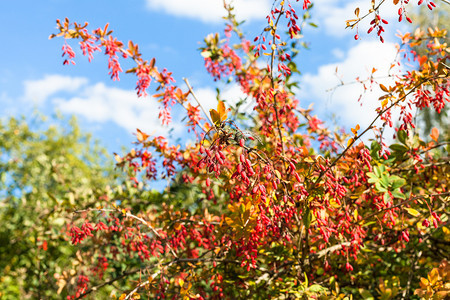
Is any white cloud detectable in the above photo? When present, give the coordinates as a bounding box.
[332,48,345,59]
[193,83,249,113]
[23,75,87,104]
[22,75,178,136]
[299,40,399,134]
[145,0,271,23]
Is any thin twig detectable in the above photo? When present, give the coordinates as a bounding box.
[74,207,179,258]
[183,77,214,126]
[269,6,287,173]
[312,78,426,188]
[357,191,450,224]
[346,0,386,30]
[75,268,143,299]
[310,242,352,260]
[124,264,171,300]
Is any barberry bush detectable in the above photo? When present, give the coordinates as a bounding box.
[49,0,448,299]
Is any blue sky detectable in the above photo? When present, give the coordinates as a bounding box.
[1,0,413,155]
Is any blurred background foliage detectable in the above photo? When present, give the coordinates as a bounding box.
[0,114,163,299]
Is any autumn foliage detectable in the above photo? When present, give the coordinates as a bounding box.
[44,0,449,299]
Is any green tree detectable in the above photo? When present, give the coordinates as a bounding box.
[0,114,119,299]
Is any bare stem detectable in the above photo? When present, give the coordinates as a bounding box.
[183,77,214,126]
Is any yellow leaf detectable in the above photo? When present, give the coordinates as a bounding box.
[174,222,182,231]
[354,7,360,17]
[304,157,315,163]
[210,100,229,126]
[381,99,389,108]
[393,0,399,4]
[274,170,281,179]
[442,226,449,235]
[217,100,225,118]
[136,128,149,142]
[114,153,122,163]
[405,207,420,217]
[347,138,354,147]
[209,109,220,125]
[428,268,440,285]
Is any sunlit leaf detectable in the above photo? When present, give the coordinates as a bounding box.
[430,127,439,142]
[379,84,389,92]
[405,208,420,217]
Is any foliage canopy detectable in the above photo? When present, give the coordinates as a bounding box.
[2,0,449,299]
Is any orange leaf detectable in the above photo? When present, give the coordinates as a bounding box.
[419,277,429,288]
[351,124,360,136]
[418,55,427,66]
[430,127,439,142]
[136,128,149,142]
[174,222,182,231]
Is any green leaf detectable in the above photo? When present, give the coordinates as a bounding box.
[383,192,391,203]
[367,172,379,184]
[309,284,324,292]
[380,173,390,188]
[390,143,409,153]
[391,189,406,199]
[359,289,374,300]
[397,130,407,144]
[370,141,381,159]
[375,182,387,192]
[390,176,406,189]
